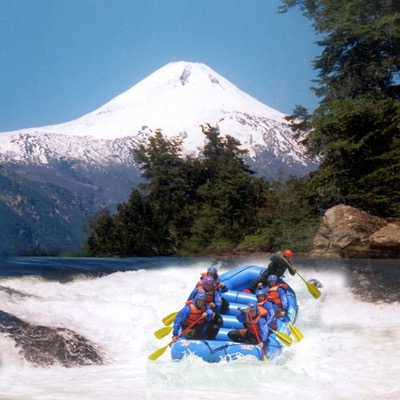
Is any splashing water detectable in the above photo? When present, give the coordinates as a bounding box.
[0,257,399,400]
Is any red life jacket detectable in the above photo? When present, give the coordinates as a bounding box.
[183,302,206,327]
[246,307,267,338]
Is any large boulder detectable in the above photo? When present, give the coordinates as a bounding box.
[311,205,400,258]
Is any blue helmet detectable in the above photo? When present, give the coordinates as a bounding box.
[248,302,257,311]
[255,288,266,297]
[268,274,278,282]
[207,266,218,275]
[195,293,206,303]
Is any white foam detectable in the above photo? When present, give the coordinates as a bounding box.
[0,261,399,399]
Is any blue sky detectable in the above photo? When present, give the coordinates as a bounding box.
[0,0,320,132]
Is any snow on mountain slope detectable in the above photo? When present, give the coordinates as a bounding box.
[0,61,317,206]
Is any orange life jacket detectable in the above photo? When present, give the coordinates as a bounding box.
[183,302,206,327]
[199,272,222,291]
[246,307,267,338]
[256,300,278,329]
[267,283,288,317]
[197,285,215,305]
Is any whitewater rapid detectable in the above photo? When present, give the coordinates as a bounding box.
[0,258,399,400]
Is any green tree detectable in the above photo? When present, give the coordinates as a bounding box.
[85,208,120,256]
[133,130,189,252]
[280,0,400,216]
[183,125,266,254]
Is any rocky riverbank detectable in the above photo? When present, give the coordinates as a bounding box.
[210,204,400,260]
[309,204,400,259]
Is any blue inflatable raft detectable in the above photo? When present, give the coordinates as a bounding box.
[171,265,298,362]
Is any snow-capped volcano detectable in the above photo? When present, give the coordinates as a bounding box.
[0,61,318,206]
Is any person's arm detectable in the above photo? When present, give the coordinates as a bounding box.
[278,288,289,312]
[187,287,198,302]
[218,281,228,293]
[203,306,214,322]
[172,306,190,337]
[287,260,297,275]
[265,302,276,328]
[235,308,247,324]
[213,291,222,314]
[258,318,269,344]
[250,270,268,292]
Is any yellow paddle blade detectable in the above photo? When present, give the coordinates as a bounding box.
[262,354,269,362]
[280,256,321,300]
[148,344,169,361]
[162,312,178,326]
[297,271,321,299]
[305,280,321,299]
[154,325,173,339]
[289,322,304,342]
[271,329,292,347]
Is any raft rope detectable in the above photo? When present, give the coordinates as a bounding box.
[202,340,281,354]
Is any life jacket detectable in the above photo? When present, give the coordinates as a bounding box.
[246,307,267,338]
[197,286,215,305]
[257,300,277,330]
[267,283,288,317]
[199,272,222,291]
[183,302,206,328]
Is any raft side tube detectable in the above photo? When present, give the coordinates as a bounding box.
[222,290,256,304]
[171,338,267,362]
[220,266,265,291]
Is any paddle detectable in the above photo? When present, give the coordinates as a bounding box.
[248,311,268,362]
[162,312,178,326]
[280,256,321,299]
[154,325,173,339]
[238,307,292,348]
[270,328,292,347]
[296,270,321,299]
[287,321,304,342]
[148,315,204,361]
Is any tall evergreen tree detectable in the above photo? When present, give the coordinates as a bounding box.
[185,125,265,253]
[280,0,400,216]
[133,130,189,252]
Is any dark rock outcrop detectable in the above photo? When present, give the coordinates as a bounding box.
[0,310,103,368]
[311,205,400,258]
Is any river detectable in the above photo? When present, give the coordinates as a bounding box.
[0,256,399,400]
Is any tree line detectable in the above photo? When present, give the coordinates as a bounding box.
[85,126,320,256]
[84,0,400,256]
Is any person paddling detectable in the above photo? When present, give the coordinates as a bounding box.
[248,249,296,293]
[172,293,220,342]
[265,274,289,317]
[227,302,269,348]
[255,288,277,330]
[197,266,229,313]
[187,276,224,327]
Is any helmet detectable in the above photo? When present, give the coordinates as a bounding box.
[283,249,293,258]
[207,266,218,275]
[255,288,266,297]
[195,293,206,302]
[203,276,215,287]
[268,274,278,282]
[248,302,257,311]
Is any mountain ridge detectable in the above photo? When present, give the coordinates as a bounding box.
[0,61,318,207]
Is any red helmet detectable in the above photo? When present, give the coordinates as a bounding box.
[283,249,293,258]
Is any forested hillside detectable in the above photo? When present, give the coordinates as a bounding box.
[0,166,90,255]
[85,127,320,256]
